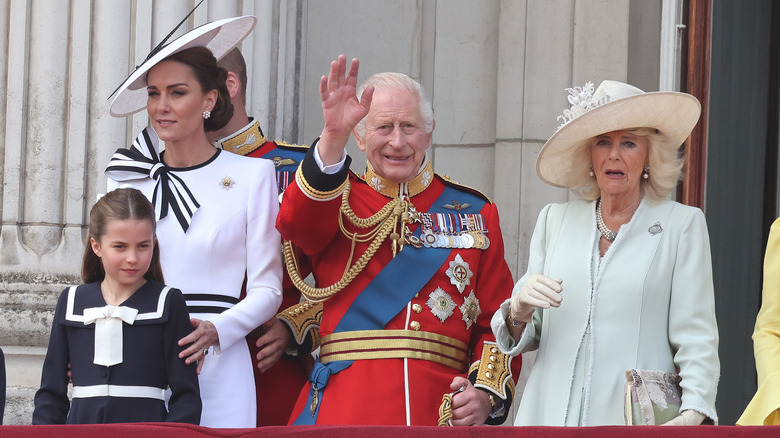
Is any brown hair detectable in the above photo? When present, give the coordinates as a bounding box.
[82,188,164,284]
[162,46,234,131]
[218,48,248,105]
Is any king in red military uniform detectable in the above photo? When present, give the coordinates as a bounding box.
[276,56,519,426]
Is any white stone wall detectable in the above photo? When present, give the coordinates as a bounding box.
[0,0,678,425]
[297,0,659,279]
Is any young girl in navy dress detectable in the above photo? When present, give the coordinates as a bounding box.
[33,188,201,424]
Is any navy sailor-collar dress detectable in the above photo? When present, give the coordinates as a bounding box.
[33,281,201,424]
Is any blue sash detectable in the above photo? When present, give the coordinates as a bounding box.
[293,185,485,424]
[259,146,305,170]
[260,146,306,194]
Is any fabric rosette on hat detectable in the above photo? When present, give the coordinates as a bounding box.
[536,80,701,191]
[109,15,257,117]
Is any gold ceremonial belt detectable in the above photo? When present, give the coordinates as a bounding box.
[319,329,469,372]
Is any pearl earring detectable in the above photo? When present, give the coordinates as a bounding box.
[203,110,211,119]
[589,166,595,177]
[643,164,649,179]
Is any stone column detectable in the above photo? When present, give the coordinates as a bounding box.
[0,0,280,424]
[2,0,84,424]
[429,0,501,199]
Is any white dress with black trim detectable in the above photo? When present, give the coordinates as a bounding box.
[32,281,201,424]
[107,149,283,428]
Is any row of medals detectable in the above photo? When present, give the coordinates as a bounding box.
[406,228,490,250]
[401,206,491,250]
[427,229,489,249]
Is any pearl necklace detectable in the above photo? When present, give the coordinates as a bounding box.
[596,199,617,241]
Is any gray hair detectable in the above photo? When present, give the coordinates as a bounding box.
[353,72,434,139]
[572,128,685,202]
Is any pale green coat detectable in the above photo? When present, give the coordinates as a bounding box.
[492,199,719,426]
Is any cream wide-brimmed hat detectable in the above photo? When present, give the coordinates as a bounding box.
[109,15,257,117]
[536,80,701,189]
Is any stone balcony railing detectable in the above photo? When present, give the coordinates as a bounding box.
[2,275,77,425]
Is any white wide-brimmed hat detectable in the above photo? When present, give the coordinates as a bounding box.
[536,80,701,188]
[109,15,257,117]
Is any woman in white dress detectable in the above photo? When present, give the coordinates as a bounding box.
[104,16,282,428]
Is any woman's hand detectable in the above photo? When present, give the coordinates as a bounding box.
[448,377,491,426]
[178,318,219,374]
[510,274,563,324]
[662,409,706,426]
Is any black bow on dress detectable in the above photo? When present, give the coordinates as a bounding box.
[105,127,200,232]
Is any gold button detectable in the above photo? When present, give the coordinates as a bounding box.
[410,321,421,331]
[412,304,422,313]
[487,363,496,370]
[485,371,494,379]
[490,347,499,354]
[489,355,497,362]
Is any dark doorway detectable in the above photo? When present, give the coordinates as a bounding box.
[704,0,780,425]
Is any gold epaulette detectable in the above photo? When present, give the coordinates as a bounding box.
[469,341,514,401]
[436,173,492,204]
[277,300,323,348]
[274,140,310,150]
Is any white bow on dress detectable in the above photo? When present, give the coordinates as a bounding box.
[83,305,139,366]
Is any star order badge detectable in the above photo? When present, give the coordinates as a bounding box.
[446,253,473,294]
[460,291,481,330]
[426,287,457,323]
[219,176,235,190]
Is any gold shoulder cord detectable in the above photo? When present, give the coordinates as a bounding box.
[283,180,413,302]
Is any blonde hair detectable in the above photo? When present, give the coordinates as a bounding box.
[571,128,685,202]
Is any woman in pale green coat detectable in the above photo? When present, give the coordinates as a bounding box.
[492,80,719,426]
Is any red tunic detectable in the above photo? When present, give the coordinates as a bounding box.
[277,149,519,425]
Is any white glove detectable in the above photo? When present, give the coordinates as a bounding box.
[662,409,706,426]
[509,274,563,324]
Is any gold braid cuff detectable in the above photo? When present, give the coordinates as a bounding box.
[295,164,347,201]
[277,301,323,348]
[469,341,514,401]
[438,342,514,426]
